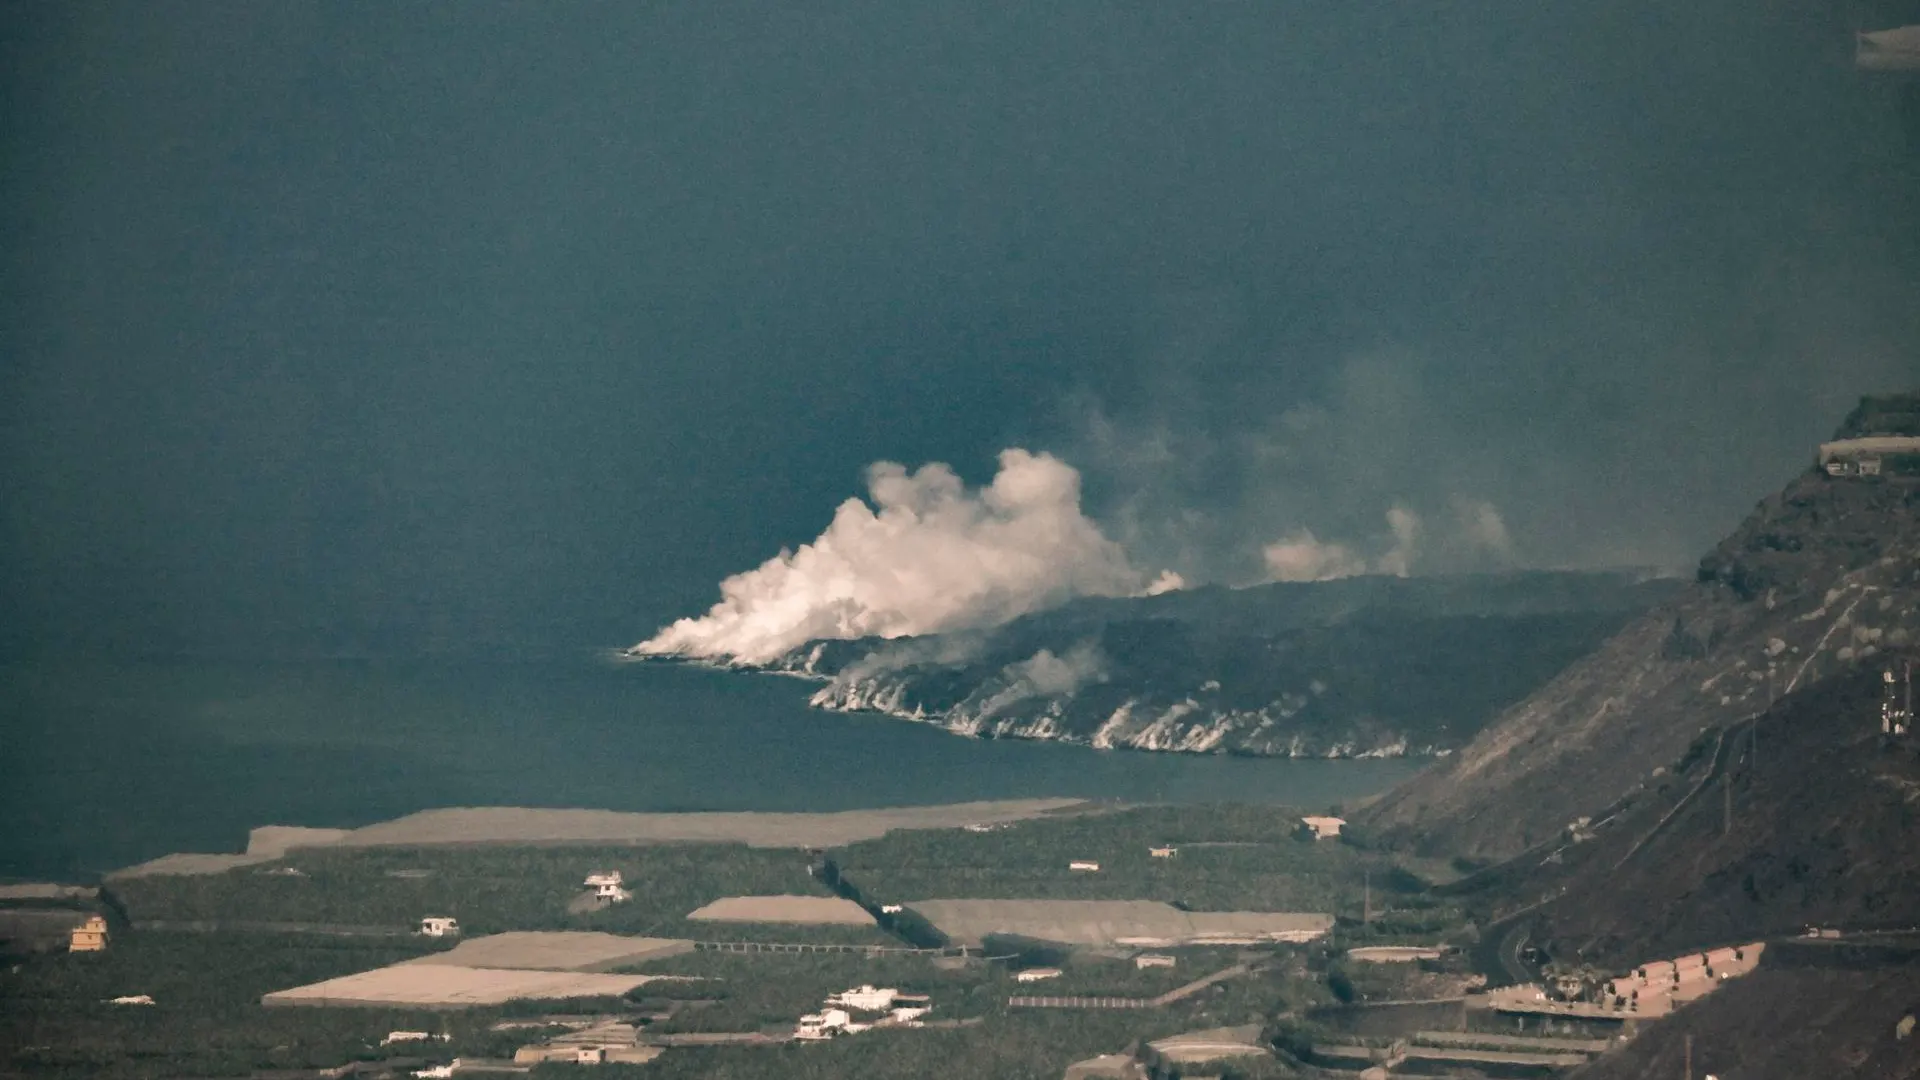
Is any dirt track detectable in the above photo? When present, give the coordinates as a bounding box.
[330,799,1088,849]
[108,798,1092,876]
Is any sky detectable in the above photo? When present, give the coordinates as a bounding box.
[3,1,1919,659]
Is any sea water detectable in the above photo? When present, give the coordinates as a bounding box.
[0,657,1417,879]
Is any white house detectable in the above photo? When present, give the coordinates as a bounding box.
[1069,860,1101,872]
[583,871,631,903]
[418,916,460,938]
[796,1008,866,1040]
[1014,967,1063,983]
[827,985,898,1012]
[382,1031,436,1045]
[1300,816,1345,841]
[411,1064,457,1080]
[106,995,155,1006]
[1135,954,1177,969]
[881,904,904,914]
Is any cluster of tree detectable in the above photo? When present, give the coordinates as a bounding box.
[827,803,1386,915]
[0,931,525,1079]
[108,842,892,944]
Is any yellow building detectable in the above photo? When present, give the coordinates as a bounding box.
[69,914,108,952]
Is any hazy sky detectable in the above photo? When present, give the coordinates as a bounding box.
[3,1,1918,657]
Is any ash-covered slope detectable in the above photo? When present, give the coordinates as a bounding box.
[1451,668,1920,969]
[1364,394,1920,859]
[735,570,1674,757]
[1567,966,1920,1080]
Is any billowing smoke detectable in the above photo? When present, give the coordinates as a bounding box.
[1260,501,1512,583]
[1261,505,1421,582]
[1073,350,1541,584]
[1260,530,1368,583]
[633,449,1158,663]
[973,642,1110,717]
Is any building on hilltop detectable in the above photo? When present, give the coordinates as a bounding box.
[1817,436,1920,478]
[68,915,107,952]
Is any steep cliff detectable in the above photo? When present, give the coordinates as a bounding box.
[1363,395,1920,860]
[1447,668,1920,969]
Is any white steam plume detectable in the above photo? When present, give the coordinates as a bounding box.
[1261,505,1423,583]
[1260,530,1370,583]
[1260,499,1514,584]
[633,449,1156,663]
[973,642,1110,717]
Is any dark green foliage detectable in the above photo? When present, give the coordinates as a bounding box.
[1325,964,1356,1004]
[11,809,1468,1079]
[0,932,519,1078]
[109,844,891,942]
[832,804,1377,913]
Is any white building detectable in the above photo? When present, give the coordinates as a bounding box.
[106,995,155,1006]
[583,871,631,903]
[1819,436,1920,476]
[1149,846,1178,858]
[881,904,904,914]
[1135,954,1176,969]
[889,1006,931,1024]
[1069,860,1101,872]
[1300,816,1345,841]
[827,984,898,1012]
[796,1008,866,1040]
[382,1031,437,1045]
[418,916,460,938]
[1014,967,1063,983]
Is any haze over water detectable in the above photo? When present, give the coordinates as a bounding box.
[0,659,1415,881]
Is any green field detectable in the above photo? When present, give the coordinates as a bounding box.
[11,806,1480,1078]
[828,804,1378,913]
[108,843,896,944]
[0,932,528,1079]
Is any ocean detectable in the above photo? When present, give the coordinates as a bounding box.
[0,657,1418,880]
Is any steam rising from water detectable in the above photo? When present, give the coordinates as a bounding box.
[633,449,1158,663]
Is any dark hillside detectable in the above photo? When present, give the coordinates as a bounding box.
[1364,394,1920,860]
[743,571,1674,757]
[1457,667,1920,969]
[1569,966,1920,1080]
